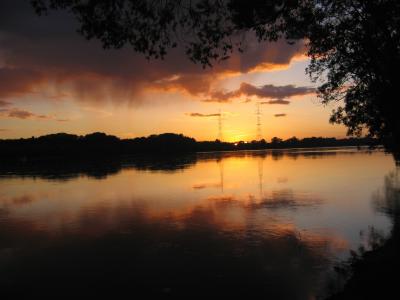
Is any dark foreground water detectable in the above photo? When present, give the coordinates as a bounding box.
[0,148,397,298]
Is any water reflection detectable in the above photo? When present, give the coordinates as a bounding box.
[0,154,198,180]
[0,203,333,298]
[0,148,395,298]
[373,169,400,224]
[326,165,400,299]
[0,147,376,181]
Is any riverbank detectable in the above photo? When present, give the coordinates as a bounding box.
[0,132,377,160]
[327,233,400,299]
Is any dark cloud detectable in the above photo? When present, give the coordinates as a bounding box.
[0,68,44,99]
[8,108,45,119]
[7,108,35,119]
[262,100,291,105]
[240,83,314,99]
[204,83,314,103]
[0,107,52,120]
[274,113,287,117]
[0,0,306,105]
[0,100,11,107]
[187,113,221,117]
[192,182,221,189]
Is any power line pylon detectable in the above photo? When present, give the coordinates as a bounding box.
[256,102,262,141]
[218,109,223,141]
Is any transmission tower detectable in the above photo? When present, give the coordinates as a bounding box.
[256,102,262,140]
[218,109,223,141]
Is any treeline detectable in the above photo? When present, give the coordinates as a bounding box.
[0,132,377,160]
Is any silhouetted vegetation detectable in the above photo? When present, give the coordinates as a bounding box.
[32,0,400,148]
[0,132,377,161]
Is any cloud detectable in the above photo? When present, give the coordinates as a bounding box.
[262,100,291,105]
[274,113,287,117]
[0,100,12,107]
[0,68,45,99]
[0,0,307,106]
[2,108,48,119]
[187,113,221,117]
[240,83,314,99]
[8,108,34,119]
[0,107,65,121]
[204,83,315,103]
[192,182,221,189]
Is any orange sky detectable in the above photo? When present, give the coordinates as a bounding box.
[0,0,347,142]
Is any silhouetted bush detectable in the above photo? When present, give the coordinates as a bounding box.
[0,132,377,161]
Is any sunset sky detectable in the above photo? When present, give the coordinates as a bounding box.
[0,0,347,142]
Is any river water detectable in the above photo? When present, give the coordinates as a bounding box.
[0,147,396,298]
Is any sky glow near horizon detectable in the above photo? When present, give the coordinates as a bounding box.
[0,0,347,142]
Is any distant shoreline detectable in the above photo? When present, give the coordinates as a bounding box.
[196,145,382,154]
[0,132,379,161]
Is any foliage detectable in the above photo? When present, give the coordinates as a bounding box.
[0,131,376,160]
[30,0,400,146]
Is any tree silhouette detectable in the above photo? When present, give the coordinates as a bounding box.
[31,0,400,148]
[0,132,374,160]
